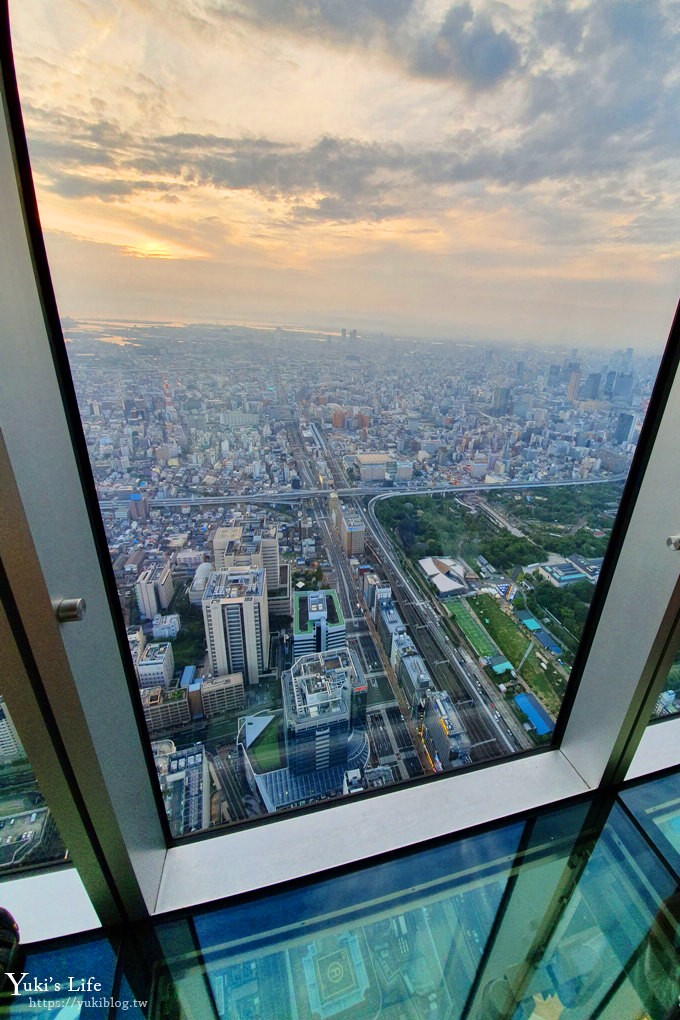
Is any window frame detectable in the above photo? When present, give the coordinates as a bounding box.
[1,7,679,939]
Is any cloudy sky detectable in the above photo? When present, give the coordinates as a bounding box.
[9,0,680,348]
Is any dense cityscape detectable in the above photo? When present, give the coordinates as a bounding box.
[3,315,678,862]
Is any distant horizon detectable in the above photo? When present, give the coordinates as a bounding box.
[60,314,666,358]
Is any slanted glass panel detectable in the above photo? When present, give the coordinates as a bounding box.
[143,793,680,1018]
[621,768,680,880]
[652,650,680,721]
[8,0,679,837]
[0,692,67,874]
[3,779,680,1018]
[0,598,69,876]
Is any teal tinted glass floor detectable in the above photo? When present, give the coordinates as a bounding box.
[1,771,679,1020]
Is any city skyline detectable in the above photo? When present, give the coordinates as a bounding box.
[9,0,680,350]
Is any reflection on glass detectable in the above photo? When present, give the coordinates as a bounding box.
[621,769,680,879]
[0,936,118,1018]
[0,695,67,875]
[145,795,680,1019]
[3,780,680,1018]
[652,649,680,720]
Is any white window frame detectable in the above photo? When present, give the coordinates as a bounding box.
[1,31,679,942]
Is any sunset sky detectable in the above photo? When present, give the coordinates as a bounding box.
[9,0,680,348]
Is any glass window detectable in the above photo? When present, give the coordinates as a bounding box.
[0,690,67,874]
[652,649,680,720]
[8,774,680,1018]
[8,0,680,839]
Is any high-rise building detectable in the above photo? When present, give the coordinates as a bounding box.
[361,573,391,613]
[376,598,408,664]
[491,386,511,415]
[259,533,281,596]
[202,569,269,684]
[566,371,581,403]
[282,648,367,776]
[615,411,636,445]
[339,508,365,556]
[151,741,211,837]
[580,372,601,400]
[293,589,345,658]
[613,372,635,403]
[135,563,174,620]
[396,647,433,710]
[212,518,283,596]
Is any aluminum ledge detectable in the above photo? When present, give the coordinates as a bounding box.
[0,868,99,945]
[156,749,588,915]
[625,714,680,781]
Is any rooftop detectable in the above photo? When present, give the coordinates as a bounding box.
[203,568,265,601]
[294,588,344,634]
[139,642,171,663]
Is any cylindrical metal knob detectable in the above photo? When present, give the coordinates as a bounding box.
[52,598,86,622]
[666,535,680,551]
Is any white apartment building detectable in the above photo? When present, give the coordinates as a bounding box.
[135,563,175,620]
[202,569,269,685]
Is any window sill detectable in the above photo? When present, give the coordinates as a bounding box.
[156,749,588,915]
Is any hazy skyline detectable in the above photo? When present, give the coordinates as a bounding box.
[10,0,680,349]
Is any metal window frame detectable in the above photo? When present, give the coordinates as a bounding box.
[1,11,679,941]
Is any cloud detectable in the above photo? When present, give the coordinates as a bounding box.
[237,0,417,40]
[412,2,522,88]
[184,0,523,92]
[16,0,680,251]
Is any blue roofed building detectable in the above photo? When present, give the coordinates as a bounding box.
[514,693,555,736]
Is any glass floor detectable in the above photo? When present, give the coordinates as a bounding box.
[0,770,679,1020]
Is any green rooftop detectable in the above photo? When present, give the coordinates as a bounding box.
[293,589,344,635]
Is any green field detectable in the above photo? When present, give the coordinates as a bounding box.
[448,600,496,657]
[249,716,284,772]
[468,595,566,715]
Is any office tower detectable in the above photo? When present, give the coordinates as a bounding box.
[491,386,511,415]
[259,533,280,595]
[566,371,581,403]
[603,369,618,397]
[202,569,269,684]
[615,411,636,445]
[339,508,365,556]
[613,372,634,403]
[376,598,407,663]
[151,741,211,837]
[361,573,391,612]
[580,373,601,400]
[293,590,345,658]
[396,648,433,711]
[212,518,282,595]
[140,687,190,732]
[283,648,366,775]
[211,525,243,571]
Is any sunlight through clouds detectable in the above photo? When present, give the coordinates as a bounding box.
[9,0,680,346]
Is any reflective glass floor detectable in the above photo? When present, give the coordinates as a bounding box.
[1,770,679,1020]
